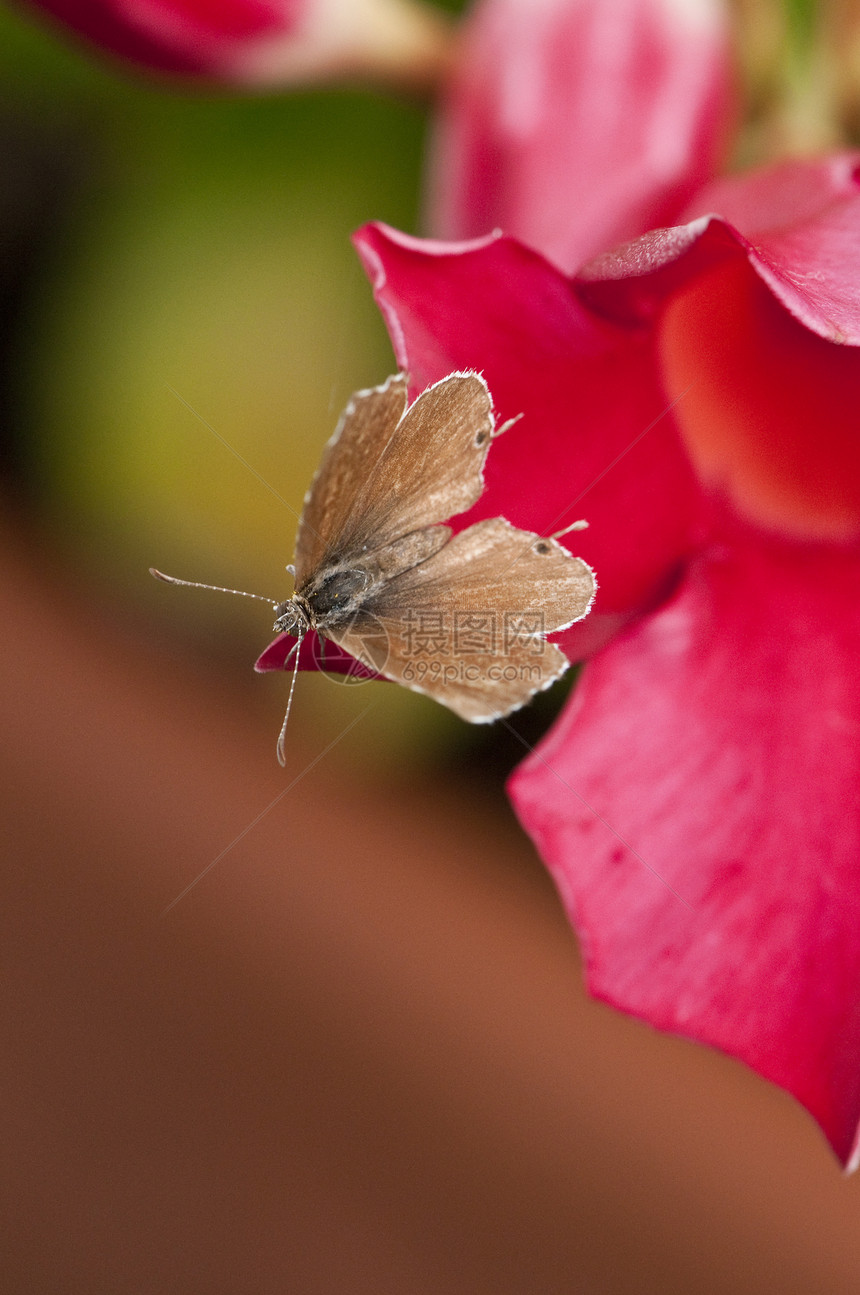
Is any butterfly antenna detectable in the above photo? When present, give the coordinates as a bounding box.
[550,519,589,540]
[150,568,278,607]
[276,631,304,767]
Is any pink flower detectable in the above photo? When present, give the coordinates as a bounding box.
[17,0,452,86]
[347,0,860,1168]
[428,0,734,274]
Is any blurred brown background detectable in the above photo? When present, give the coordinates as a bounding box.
[1,5,859,1292]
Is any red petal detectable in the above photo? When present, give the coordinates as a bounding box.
[427,0,733,273]
[254,631,380,680]
[509,527,860,1166]
[659,256,860,543]
[578,154,860,344]
[354,223,704,658]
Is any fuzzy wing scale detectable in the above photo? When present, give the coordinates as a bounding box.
[295,372,494,583]
[295,374,409,580]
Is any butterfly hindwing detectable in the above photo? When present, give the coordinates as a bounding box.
[328,517,596,722]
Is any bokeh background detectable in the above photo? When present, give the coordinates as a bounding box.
[2,3,859,1291]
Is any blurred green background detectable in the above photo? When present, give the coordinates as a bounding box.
[0,0,561,778]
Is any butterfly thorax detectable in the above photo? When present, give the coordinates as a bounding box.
[274,565,375,637]
[304,566,373,622]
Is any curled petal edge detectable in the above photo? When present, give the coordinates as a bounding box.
[578,154,860,345]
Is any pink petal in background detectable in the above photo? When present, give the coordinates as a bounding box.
[509,524,860,1167]
[428,0,734,272]
[19,0,299,74]
[17,0,453,87]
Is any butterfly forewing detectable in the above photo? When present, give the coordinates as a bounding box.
[294,374,409,580]
[328,517,596,722]
[356,372,494,540]
[295,372,494,583]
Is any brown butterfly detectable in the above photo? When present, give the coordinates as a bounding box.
[152,372,596,764]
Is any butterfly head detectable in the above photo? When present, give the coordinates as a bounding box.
[272,595,311,637]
